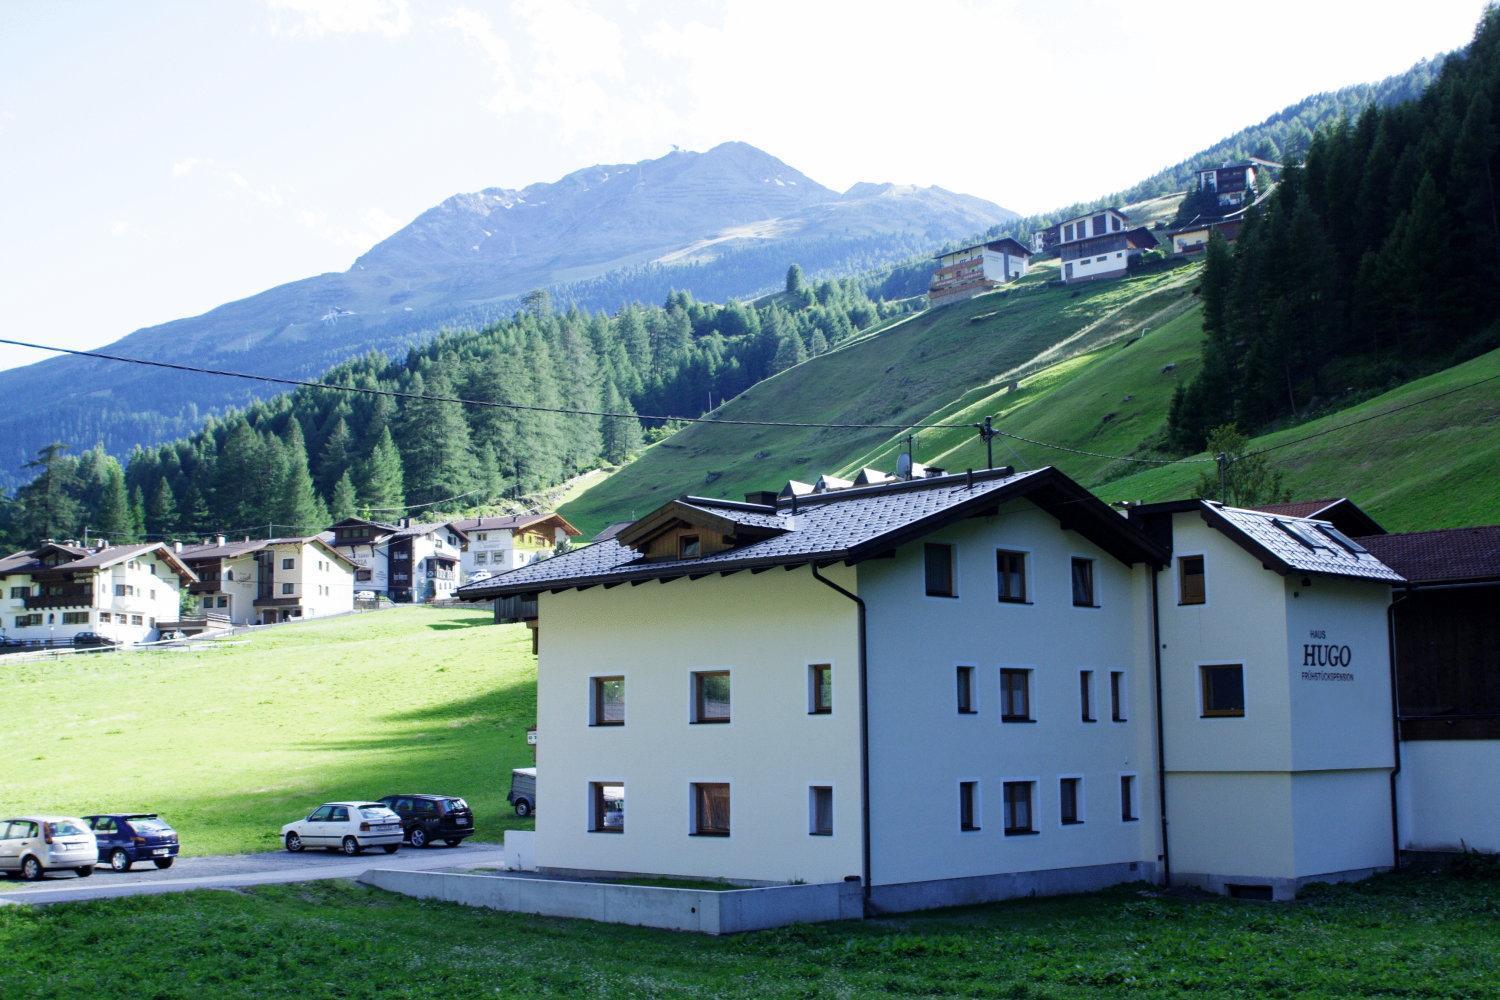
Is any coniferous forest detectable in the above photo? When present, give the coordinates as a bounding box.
[1168,7,1500,450]
[0,273,906,547]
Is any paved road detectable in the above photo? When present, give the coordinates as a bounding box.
[0,843,511,906]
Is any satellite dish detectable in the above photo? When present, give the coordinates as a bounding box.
[896,453,913,479]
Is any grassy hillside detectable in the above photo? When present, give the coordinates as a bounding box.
[0,607,535,855]
[562,263,1202,533]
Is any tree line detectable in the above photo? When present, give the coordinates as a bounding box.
[1168,6,1500,450]
[0,274,907,548]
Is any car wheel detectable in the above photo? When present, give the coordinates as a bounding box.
[75,866,93,878]
[110,848,132,872]
[444,839,462,848]
[284,832,304,853]
[409,827,428,849]
[514,799,531,817]
[382,845,399,854]
[20,856,43,881]
[341,836,361,856]
[153,858,174,870]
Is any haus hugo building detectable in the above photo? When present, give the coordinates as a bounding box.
[462,466,1416,910]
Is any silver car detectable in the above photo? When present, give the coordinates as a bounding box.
[0,816,97,881]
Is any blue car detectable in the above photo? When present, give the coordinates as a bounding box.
[82,814,180,872]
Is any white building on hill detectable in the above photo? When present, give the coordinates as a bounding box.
[1054,208,1158,284]
[445,513,580,582]
[927,238,1032,307]
[178,535,358,625]
[326,517,463,603]
[0,541,196,645]
[460,466,1410,910]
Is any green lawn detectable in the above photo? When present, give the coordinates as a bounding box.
[0,606,535,855]
[2,871,1495,997]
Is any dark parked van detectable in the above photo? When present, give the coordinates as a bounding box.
[507,767,535,817]
[83,814,179,871]
[377,794,474,848]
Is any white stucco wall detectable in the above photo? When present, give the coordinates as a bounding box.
[857,500,1160,887]
[535,566,864,884]
[1398,740,1500,853]
[1063,250,1130,283]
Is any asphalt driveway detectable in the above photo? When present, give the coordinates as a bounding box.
[0,843,511,906]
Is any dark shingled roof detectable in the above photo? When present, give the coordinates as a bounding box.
[1358,526,1500,585]
[1249,498,1386,538]
[445,513,582,537]
[458,467,1167,600]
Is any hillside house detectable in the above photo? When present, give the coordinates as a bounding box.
[460,466,1413,909]
[1195,159,1277,209]
[327,517,463,603]
[178,535,357,625]
[0,541,196,645]
[445,513,580,582]
[927,238,1033,307]
[1055,209,1158,284]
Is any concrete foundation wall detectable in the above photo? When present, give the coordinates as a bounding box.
[870,860,1156,914]
[359,868,863,934]
[1398,740,1500,853]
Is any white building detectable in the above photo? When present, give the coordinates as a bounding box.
[445,513,580,582]
[460,467,1408,911]
[178,535,358,625]
[1055,208,1159,284]
[326,517,463,603]
[0,541,196,645]
[927,238,1033,307]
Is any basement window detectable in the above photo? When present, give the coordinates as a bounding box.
[692,782,730,836]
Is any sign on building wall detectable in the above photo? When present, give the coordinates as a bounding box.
[1299,630,1355,683]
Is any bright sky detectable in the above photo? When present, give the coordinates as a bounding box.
[0,0,1488,371]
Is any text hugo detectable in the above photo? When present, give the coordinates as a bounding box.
[1303,643,1353,668]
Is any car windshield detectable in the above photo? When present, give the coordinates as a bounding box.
[440,798,468,813]
[49,820,87,836]
[359,807,396,820]
[129,817,172,833]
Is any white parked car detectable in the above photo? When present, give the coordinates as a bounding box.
[0,816,97,881]
[467,571,493,584]
[281,802,403,856]
[355,590,377,602]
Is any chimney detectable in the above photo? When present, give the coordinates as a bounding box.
[215,535,226,546]
[173,541,183,553]
[744,491,778,507]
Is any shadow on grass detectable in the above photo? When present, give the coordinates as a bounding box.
[426,618,495,632]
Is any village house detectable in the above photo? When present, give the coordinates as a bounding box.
[460,465,1414,911]
[326,517,463,603]
[445,513,580,582]
[1053,208,1159,284]
[0,541,196,645]
[927,238,1033,307]
[1195,159,1277,209]
[177,535,358,625]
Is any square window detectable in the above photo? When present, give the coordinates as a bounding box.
[590,782,624,833]
[1060,777,1082,825]
[1004,781,1035,835]
[809,786,833,836]
[1120,775,1138,822]
[281,583,294,595]
[1080,670,1096,722]
[1200,664,1245,718]
[1178,555,1206,605]
[282,558,294,570]
[692,671,731,723]
[996,550,1027,603]
[592,676,625,726]
[959,781,979,831]
[956,666,976,714]
[1071,558,1095,607]
[1000,669,1032,722]
[809,664,832,715]
[1110,671,1127,722]
[679,534,701,559]
[924,543,955,598]
[692,782,730,836]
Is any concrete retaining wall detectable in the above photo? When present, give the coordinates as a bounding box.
[503,830,535,871]
[358,868,863,934]
[869,860,1156,913]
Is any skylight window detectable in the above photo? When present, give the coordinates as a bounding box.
[1317,524,1368,555]
[1272,518,1330,551]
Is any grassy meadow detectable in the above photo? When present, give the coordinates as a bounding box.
[2,869,1496,998]
[0,606,535,855]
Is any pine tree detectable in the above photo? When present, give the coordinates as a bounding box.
[329,471,359,523]
[315,415,353,500]
[274,423,325,534]
[395,368,477,505]
[771,333,807,373]
[16,442,80,541]
[358,426,405,514]
[96,462,132,544]
[146,477,179,539]
[601,382,643,464]
[129,485,146,542]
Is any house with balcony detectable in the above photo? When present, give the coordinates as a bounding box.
[445,513,580,582]
[326,517,462,603]
[1055,208,1158,284]
[457,465,1412,911]
[0,541,196,645]
[1195,159,1278,209]
[927,238,1033,307]
[178,535,357,625]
